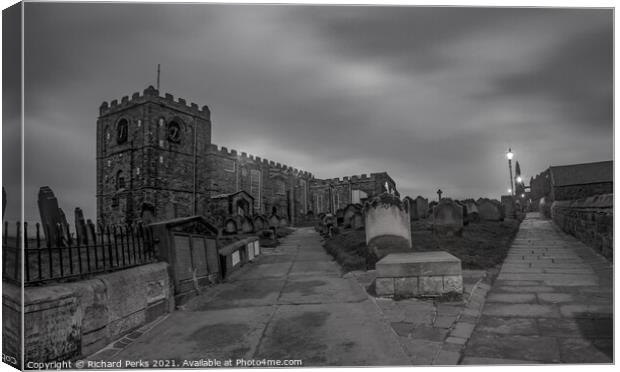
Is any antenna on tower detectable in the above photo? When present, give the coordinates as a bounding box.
[156,64,161,91]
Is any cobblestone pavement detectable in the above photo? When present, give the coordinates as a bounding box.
[462,212,613,364]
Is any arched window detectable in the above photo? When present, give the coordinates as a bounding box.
[116,118,128,144]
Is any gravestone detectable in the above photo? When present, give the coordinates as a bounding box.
[477,198,504,221]
[223,218,238,235]
[240,216,254,233]
[432,198,464,236]
[254,215,266,231]
[415,196,429,219]
[74,207,88,244]
[38,186,63,243]
[321,213,336,236]
[463,199,480,223]
[279,217,288,227]
[343,204,362,228]
[364,193,412,262]
[351,212,364,229]
[269,214,280,228]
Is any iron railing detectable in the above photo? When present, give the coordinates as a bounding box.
[2,221,156,285]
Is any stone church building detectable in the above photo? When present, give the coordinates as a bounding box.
[96,86,397,226]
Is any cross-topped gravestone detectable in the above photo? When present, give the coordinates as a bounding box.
[437,189,443,200]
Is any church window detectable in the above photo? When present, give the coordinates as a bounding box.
[116,118,128,144]
[116,170,125,190]
[275,180,285,195]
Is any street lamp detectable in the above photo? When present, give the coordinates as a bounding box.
[506,148,514,196]
[516,176,522,184]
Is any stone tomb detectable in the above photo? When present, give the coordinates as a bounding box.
[364,193,412,260]
[477,198,504,221]
[432,198,464,236]
[375,251,463,298]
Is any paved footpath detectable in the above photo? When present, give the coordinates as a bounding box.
[462,212,613,364]
[89,227,411,367]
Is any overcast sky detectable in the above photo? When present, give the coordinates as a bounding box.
[2,3,613,224]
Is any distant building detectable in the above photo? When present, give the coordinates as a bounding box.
[96,86,397,225]
[530,160,613,204]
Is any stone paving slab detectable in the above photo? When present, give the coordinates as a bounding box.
[462,213,613,364]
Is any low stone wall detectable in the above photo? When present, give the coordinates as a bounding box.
[551,194,613,260]
[2,262,173,364]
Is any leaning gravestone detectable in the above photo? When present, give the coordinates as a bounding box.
[74,207,88,244]
[477,198,504,221]
[432,198,464,236]
[38,186,63,243]
[364,193,412,262]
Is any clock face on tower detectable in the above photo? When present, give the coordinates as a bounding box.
[167,121,181,143]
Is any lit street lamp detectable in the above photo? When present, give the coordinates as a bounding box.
[506,148,515,196]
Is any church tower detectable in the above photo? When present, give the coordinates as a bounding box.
[96,86,212,225]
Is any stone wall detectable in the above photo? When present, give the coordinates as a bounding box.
[551,194,613,260]
[2,262,173,364]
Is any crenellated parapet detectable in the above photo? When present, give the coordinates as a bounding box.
[207,144,313,178]
[99,85,211,120]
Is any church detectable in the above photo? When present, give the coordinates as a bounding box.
[96,86,398,226]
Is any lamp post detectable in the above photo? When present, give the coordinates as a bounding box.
[506,148,514,197]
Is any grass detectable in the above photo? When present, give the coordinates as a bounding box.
[324,219,522,272]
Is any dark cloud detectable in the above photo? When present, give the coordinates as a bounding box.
[12,3,613,224]
[484,20,612,128]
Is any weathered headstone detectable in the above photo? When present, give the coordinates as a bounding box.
[461,199,480,223]
[268,214,280,228]
[477,198,504,221]
[321,213,336,236]
[38,186,63,243]
[432,198,464,236]
[364,193,412,261]
[74,207,88,244]
[223,218,238,235]
[343,204,362,228]
[254,215,266,231]
[240,216,254,233]
[415,196,429,219]
[351,212,364,229]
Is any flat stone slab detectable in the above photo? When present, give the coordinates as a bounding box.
[376,251,462,278]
